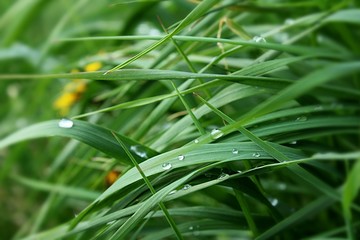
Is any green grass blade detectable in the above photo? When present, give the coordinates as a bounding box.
[256,195,336,240]
[194,93,360,214]
[111,132,184,240]
[11,174,99,200]
[105,162,221,239]
[325,9,360,25]
[0,120,158,165]
[228,61,360,127]
[171,82,206,135]
[0,69,283,82]
[105,0,218,73]
[342,159,360,239]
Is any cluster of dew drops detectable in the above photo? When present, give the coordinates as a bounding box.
[59,119,263,182]
[58,118,267,195]
[161,128,224,171]
[161,127,265,173]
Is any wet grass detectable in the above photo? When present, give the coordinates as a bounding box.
[0,0,360,239]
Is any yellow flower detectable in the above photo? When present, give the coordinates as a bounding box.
[84,61,102,72]
[53,92,79,116]
[53,62,102,116]
[64,79,87,94]
[105,170,121,186]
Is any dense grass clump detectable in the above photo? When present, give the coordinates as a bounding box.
[0,0,360,239]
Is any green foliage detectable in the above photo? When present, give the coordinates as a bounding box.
[0,0,360,239]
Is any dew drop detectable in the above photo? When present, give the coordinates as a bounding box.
[162,163,172,170]
[237,170,243,173]
[277,32,290,42]
[193,225,200,236]
[252,152,261,158]
[296,116,307,122]
[252,36,266,43]
[168,190,177,195]
[290,141,297,145]
[218,173,229,180]
[232,148,239,154]
[270,198,279,206]
[314,105,323,111]
[130,145,148,159]
[279,183,287,190]
[211,128,223,139]
[194,139,199,144]
[178,155,185,161]
[182,184,191,190]
[106,220,116,225]
[285,18,295,25]
[189,226,194,231]
[58,118,74,128]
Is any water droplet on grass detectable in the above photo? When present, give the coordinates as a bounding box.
[182,184,191,190]
[296,116,307,122]
[168,190,177,195]
[194,228,200,236]
[252,152,261,158]
[211,128,223,139]
[285,18,295,25]
[314,105,323,111]
[270,198,279,206]
[194,139,199,143]
[130,145,148,159]
[218,173,229,180]
[162,163,172,170]
[252,36,266,43]
[58,118,74,128]
[178,155,185,161]
[106,220,116,225]
[232,148,238,154]
[279,183,287,190]
[189,225,200,236]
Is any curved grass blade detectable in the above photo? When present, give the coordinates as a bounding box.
[0,68,283,82]
[105,0,219,73]
[0,120,158,165]
[11,174,99,201]
[342,159,360,239]
[142,219,250,240]
[68,140,304,233]
[112,132,184,240]
[22,151,360,239]
[324,9,360,25]
[194,93,360,215]
[225,61,360,130]
[58,35,350,59]
[105,161,224,239]
[151,84,261,150]
[256,195,336,240]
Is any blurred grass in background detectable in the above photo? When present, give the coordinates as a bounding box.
[0,0,360,239]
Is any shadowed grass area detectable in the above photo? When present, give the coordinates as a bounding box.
[0,0,360,239]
